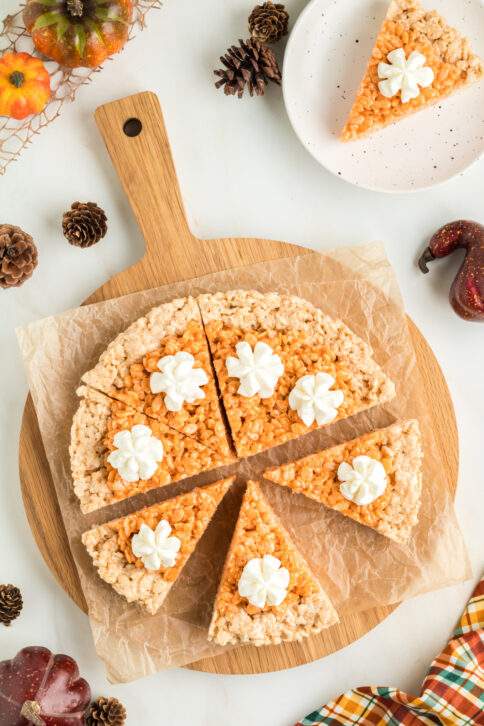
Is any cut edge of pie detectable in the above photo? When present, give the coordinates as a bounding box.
[198,289,395,458]
[208,480,338,647]
[82,296,198,393]
[70,386,233,514]
[81,296,234,461]
[82,477,234,615]
[340,0,484,141]
[264,419,423,544]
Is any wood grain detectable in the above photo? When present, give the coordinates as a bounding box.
[18,92,458,675]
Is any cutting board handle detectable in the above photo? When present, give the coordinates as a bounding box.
[93,90,298,299]
[95,91,195,279]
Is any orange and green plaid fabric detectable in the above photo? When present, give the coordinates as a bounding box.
[297,577,484,726]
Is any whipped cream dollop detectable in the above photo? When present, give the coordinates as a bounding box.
[226,341,284,398]
[337,455,387,506]
[378,48,434,104]
[131,520,181,570]
[238,555,290,609]
[288,372,344,427]
[150,351,209,412]
[107,425,163,482]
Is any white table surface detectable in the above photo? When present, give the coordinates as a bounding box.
[1,0,482,723]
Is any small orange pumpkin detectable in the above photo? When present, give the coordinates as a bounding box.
[0,52,51,120]
[23,0,133,69]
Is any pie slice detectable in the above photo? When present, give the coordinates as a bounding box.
[70,386,232,513]
[264,419,423,544]
[198,290,395,458]
[208,480,338,646]
[82,478,234,614]
[341,0,483,141]
[81,296,233,462]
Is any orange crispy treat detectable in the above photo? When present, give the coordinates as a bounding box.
[104,399,228,501]
[341,0,483,141]
[264,420,423,544]
[205,323,388,457]
[82,478,234,614]
[199,291,394,459]
[208,480,338,646]
[70,386,232,513]
[104,320,233,460]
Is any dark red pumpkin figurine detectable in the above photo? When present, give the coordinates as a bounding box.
[0,646,91,725]
[419,220,484,322]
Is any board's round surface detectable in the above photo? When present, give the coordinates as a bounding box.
[18,92,458,676]
[282,0,484,193]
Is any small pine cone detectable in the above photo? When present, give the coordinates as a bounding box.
[62,202,107,248]
[249,2,289,43]
[86,697,126,726]
[0,225,38,289]
[0,584,23,626]
[214,38,281,98]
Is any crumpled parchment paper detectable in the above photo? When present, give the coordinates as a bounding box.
[16,244,471,682]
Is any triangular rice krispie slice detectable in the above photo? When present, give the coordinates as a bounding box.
[265,420,423,544]
[82,478,234,614]
[341,0,483,141]
[208,480,338,646]
[81,297,234,462]
[70,386,232,513]
[198,290,395,458]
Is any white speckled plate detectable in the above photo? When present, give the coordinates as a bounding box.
[283,0,484,192]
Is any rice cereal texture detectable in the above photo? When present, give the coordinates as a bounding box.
[70,386,230,513]
[82,478,234,614]
[341,0,484,141]
[82,297,199,392]
[264,419,423,544]
[82,297,233,459]
[198,290,395,457]
[208,480,338,647]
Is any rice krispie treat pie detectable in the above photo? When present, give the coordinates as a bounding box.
[82,478,233,614]
[264,420,423,544]
[341,0,483,141]
[82,296,233,461]
[198,290,395,458]
[208,480,338,647]
[70,386,231,513]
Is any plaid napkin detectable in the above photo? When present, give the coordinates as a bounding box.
[297,577,484,726]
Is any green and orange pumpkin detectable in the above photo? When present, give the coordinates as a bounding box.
[23,0,133,69]
[0,52,51,120]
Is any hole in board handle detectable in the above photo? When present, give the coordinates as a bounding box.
[123,118,142,137]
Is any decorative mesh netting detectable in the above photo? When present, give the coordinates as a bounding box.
[0,1,161,175]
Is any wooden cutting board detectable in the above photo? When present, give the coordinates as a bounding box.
[18,91,458,675]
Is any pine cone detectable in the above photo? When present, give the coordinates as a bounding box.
[62,202,107,248]
[214,39,281,98]
[0,225,38,289]
[0,584,23,626]
[86,697,126,726]
[249,2,289,43]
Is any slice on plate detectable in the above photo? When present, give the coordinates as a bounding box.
[341,0,483,141]
[264,419,423,544]
[208,480,338,646]
[81,296,233,461]
[70,386,232,513]
[198,290,395,457]
[82,478,234,614]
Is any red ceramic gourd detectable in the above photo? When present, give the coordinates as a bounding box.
[0,646,91,725]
